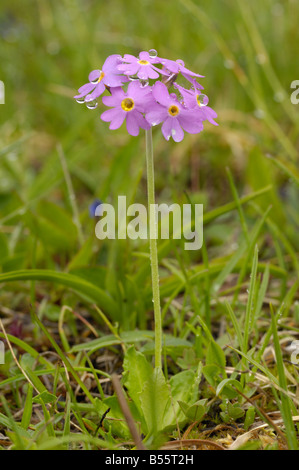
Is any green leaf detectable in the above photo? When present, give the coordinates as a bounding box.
[202,364,221,388]
[0,233,9,263]
[216,378,243,398]
[21,384,33,429]
[244,407,256,431]
[67,238,94,271]
[227,402,245,420]
[270,309,298,450]
[247,147,285,226]
[206,341,226,371]
[140,367,170,436]
[24,202,77,253]
[32,390,57,405]
[163,364,203,429]
[178,399,207,422]
[0,269,119,319]
[141,335,193,355]
[71,330,154,353]
[123,346,153,422]
[94,396,132,440]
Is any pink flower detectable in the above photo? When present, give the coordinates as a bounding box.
[175,82,218,126]
[117,51,168,80]
[100,81,152,136]
[145,82,204,142]
[74,55,129,102]
[74,51,218,141]
[159,58,204,83]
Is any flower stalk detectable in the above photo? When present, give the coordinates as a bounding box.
[145,128,162,369]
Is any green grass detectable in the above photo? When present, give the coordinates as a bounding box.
[0,0,299,450]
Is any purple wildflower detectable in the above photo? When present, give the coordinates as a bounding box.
[159,58,204,84]
[100,81,152,136]
[89,199,103,218]
[145,81,204,142]
[74,54,129,102]
[175,82,218,126]
[74,51,218,141]
[117,51,167,80]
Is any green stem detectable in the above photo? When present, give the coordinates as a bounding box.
[145,128,162,369]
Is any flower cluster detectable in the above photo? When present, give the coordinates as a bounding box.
[74,50,218,142]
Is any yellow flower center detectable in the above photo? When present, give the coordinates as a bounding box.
[97,71,105,83]
[121,97,135,112]
[138,60,149,65]
[196,94,202,107]
[168,105,179,117]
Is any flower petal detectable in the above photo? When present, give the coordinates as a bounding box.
[102,54,122,73]
[159,58,179,74]
[180,67,204,78]
[132,110,151,130]
[126,112,140,136]
[101,107,121,122]
[169,118,184,142]
[104,73,129,87]
[122,54,138,63]
[152,81,171,106]
[109,111,126,130]
[88,70,101,82]
[86,81,105,100]
[101,107,126,130]
[145,105,168,126]
[76,82,96,96]
[140,66,159,80]
[161,117,174,141]
[139,51,151,61]
[202,106,218,125]
[117,63,140,76]
[179,111,204,134]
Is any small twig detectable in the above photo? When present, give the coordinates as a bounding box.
[161,439,226,450]
[72,310,99,338]
[0,319,39,394]
[94,408,111,437]
[111,374,146,450]
[182,420,202,440]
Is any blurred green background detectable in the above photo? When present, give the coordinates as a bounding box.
[0,0,298,321]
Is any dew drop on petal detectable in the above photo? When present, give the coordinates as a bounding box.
[149,49,158,58]
[129,74,139,81]
[171,129,176,136]
[76,97,85,104]
[91,71,102,85]
[140,79,149,88]
[86,100,98,110]
[197,93,209,107]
